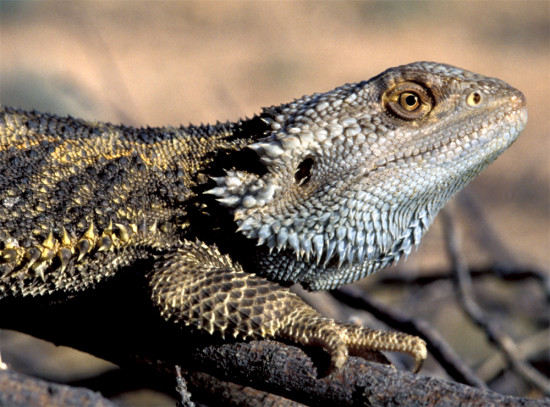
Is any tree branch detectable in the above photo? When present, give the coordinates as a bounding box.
[0,369,118,407]
[441,209,550,395]
[2,316,545,406]
[130,339,549,407]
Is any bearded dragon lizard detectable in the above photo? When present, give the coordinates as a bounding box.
[0,62,527,373]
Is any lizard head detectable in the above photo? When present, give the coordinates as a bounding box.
[208,61,527,290]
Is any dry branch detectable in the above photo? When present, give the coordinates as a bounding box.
[1,321,546,406]
[0,369,118,407]
[441,209,550,395]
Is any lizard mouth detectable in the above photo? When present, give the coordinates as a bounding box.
[519,107,528,128]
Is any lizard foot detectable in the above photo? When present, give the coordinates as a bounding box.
[278,310,427,372]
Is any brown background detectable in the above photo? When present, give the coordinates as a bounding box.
[1,1,548,404]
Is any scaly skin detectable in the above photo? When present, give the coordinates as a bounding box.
[0,62,527,371]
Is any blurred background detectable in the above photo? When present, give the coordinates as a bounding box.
[0,1,548,405]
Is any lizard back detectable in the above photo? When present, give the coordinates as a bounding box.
[0,108,250,297]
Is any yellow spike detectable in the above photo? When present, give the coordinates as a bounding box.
[84,222,96,241]
[35,266,46,282]
[115,223,130,242]
[39,248,55,262]
[43,231,56,250]
[61,227,71,247]
[103,220,114,237]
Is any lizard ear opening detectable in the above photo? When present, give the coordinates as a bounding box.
[294,157,314,186]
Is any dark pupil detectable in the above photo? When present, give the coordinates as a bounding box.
[405,94,418,107]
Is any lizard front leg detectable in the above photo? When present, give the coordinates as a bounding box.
[148,240,427,372]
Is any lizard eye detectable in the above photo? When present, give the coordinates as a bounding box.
[385,82,433,120]
[294,157,314,186]
[400,92,420,111]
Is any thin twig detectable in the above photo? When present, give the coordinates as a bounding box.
[377,265,550,303]
[441,209,550,394]
[476,327,550,384]
[176,366,196,407]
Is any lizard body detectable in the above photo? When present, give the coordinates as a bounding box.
[0,62,526,371]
